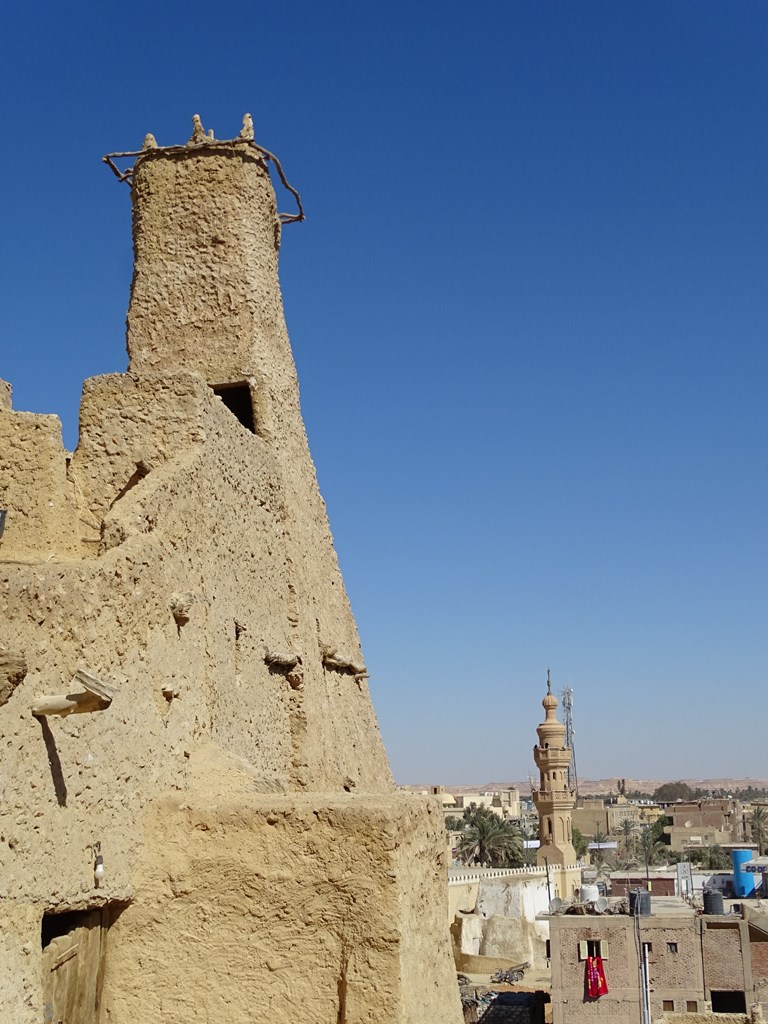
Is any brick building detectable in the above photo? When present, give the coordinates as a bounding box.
[610,873,677,897]
[547,899,768,1023]
[664,799,745,853]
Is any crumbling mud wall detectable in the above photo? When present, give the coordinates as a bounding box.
[0,117,462,1024]
[101,747,457,1024]
[0,401,81,561]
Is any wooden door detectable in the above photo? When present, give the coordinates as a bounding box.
[42,909,107,1024]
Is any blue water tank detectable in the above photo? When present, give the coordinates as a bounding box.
[732,849,755,898]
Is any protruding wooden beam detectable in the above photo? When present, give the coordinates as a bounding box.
[32,669,117,718]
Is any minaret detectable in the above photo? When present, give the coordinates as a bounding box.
[533,671,577,867]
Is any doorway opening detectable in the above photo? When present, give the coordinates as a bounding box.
[41,906,113,1024]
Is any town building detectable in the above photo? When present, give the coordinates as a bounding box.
[428,785,522,822]
[447,679,584,978]
[548,898,768,1022]
[572,796,664,841]
[664,798,747,852]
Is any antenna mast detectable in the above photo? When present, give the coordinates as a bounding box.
[560,686,579,798]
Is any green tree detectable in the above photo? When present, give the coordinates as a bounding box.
[652,781,697,803]
[646,815,670,845]
[444,815,464,832]
[738,786,768,801]
[572,827,589,860]
[461,802,497,824]
[750,805,767,856]
[591,828,611,867]
[613,818,639,856]
[639,829,667,867]
[663,849,687,865]
[686,845,729,870]
[457,813,524,868]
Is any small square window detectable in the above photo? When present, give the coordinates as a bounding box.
[667,942,678,953]
[211,382,257,433]
[686,1001,698,1013]
[663,1000,675,1012]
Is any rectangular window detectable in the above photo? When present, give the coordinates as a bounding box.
[578,940,608,960]
[711,992,747,1014]
[545,940,551,960]
[663,1000,674,1012]
[667,942,678,953]
[686,1001,698,1013]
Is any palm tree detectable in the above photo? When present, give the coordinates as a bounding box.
[591,828,611,867]
[457,815,524,868]
[613,818,639,857]
[614,855,640,871]
[572,826,589,861]
[750,805,767,856]
[694,845,729,870]
[639,829,667,867]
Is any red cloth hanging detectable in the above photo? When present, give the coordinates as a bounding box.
[586,955,609,998]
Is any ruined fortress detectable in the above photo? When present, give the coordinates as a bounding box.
[0,116,462,1024]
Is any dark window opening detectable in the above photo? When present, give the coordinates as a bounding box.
[211,382,256,433]
[42,909,92,949]
[710,991,747,1014]
[579,939,608,960]
[667,942,678,953]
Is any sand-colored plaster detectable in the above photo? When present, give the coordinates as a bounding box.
[0,122,461,1024]
[0,410,81,561]
[99,747,460,1024]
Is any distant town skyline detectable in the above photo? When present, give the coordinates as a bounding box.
[3,2,766,783]
[401,777,768,795]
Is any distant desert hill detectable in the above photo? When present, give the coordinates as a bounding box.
[407,777,768,797]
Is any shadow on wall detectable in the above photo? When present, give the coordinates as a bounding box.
[39,719,67,807]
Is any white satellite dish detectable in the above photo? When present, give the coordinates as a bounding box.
[549,897,563,914]
[594,897,608,914]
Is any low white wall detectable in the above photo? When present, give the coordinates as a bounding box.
[451,874,552,968]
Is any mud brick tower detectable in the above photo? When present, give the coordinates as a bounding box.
[0,116,462,1024]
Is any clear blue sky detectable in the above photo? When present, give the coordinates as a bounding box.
[2,2,766,785]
